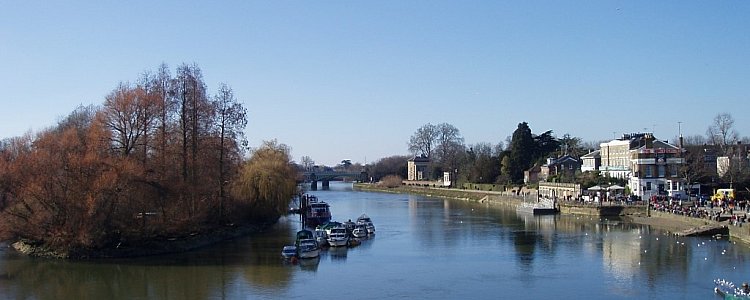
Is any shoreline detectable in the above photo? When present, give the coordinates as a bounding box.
[354,183,750,244]
[10,222,274,259]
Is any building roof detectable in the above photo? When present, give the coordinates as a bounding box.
[552,155,580,165]
[541,155,580,168]
[633,140,680,151]
[408,155,430,163]
[581,150,601,159]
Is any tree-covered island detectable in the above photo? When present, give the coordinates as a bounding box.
[0,64,298,258]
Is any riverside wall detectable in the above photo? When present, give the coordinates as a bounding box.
[355,183,644,216]
[353,183,750,244]
[647,211,750,245]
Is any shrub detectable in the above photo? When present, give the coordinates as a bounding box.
[378,175,403,188]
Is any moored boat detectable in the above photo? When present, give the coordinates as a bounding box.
[326,225,349,247]
[351,224,368,238]
[302,195,332,227]
[343,219,356,235]
[314,228,329,247]
[356,213,375,235]
[715,278,750,299]
[295,229,314,246]
[281,245,297,259]
[297,238,320,259]
[516,199,557,215]
[317,221,342,234]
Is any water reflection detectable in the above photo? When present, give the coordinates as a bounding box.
[297,256,320,272]
[327,246,348,262]
[2,183,750,299]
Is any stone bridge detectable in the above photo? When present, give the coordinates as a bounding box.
[302,170,365,190]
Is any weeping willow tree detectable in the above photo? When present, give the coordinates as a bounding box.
[230,140,298,222]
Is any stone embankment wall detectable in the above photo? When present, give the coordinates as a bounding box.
[649,211,714,228]
[646,211,750,244]
[353,183,750,244]
[559,204,646,217]
[728,225,750,244]
[354,183,531,204]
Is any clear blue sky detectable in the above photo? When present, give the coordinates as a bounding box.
[1,1,748,166]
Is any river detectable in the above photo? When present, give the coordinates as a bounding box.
[1,182,749,299]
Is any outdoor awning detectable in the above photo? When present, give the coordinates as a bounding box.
[607,185,625,190]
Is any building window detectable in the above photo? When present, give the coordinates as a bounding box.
[671,166,678,177]
[645,166,653,177]
[646,182,652,190]
[658,166,665,178]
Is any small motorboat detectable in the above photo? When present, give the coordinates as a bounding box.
[281,245,297,259]
[714,278,750,299]
[326,225,349,247]
[356,213,375,235]
[295,230,314,246]
[351,224,368,238]
[297,239,320,259]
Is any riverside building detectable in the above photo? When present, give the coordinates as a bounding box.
[596,133,685,200]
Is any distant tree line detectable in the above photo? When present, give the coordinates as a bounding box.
[0,63,297,255]
[367,112,748,190]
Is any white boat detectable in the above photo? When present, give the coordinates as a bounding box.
[281,245,297,259]
[297,239,320,259]
[516,199,557,215]
[714,278,750,299]
[326,225,349,247]
[351,224,368,238]
[356,214,375,235]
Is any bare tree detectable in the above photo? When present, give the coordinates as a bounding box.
[434,123,465,169]
[681,134,707,146]
[213,83,247,220]
[151,63,175,171]
[706,112,739,155]
[408,123,438,158]
[300,156,315,170]
[102,83,155,157]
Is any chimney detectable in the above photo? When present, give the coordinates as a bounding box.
[645,133,654,148]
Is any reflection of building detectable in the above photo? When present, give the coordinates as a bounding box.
[407,155,430,181]
[601,230,644,284]
[627,133,685,199]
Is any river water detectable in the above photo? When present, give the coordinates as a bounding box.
[1,182,749,299]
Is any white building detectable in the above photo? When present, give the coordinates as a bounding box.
[626,135,685,200]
